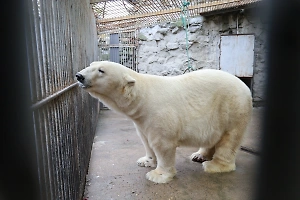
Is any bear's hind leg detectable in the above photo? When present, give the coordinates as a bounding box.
[190,147,215,163]
[203,128,244,173]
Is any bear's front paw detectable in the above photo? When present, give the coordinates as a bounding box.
[146,168,176,183]
[137,156,156,167]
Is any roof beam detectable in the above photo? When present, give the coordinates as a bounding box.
[96,0,242,23]
[97,8,181,23]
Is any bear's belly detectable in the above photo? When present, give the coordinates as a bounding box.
[178,128,223,148]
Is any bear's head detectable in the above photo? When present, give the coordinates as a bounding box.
[75,61,136,99]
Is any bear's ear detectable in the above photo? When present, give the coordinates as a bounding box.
[124,74,136,85]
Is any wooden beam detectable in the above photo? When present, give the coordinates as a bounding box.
[97,8,181,23]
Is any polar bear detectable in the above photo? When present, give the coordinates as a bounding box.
[76,61,252,183]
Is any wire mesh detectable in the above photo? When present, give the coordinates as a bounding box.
[92,0,262,33]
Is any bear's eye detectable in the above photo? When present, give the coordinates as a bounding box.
[98,69,104,73]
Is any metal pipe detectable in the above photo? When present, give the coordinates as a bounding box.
[236,12,239,34]
[31,82,78,110]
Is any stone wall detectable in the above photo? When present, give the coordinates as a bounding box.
[137,9,267,105]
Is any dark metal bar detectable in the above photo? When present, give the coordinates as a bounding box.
[31,82,78,110]
[240,145,260,156]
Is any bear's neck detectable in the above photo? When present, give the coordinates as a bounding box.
[113,87,145,120]
[92,88,145,121]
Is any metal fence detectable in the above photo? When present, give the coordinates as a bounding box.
[98,30,139,71]
[26,0,99,199]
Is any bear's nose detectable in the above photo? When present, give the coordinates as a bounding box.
[76,73,85,83]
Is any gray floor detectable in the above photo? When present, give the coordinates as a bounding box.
[83,107,264,200]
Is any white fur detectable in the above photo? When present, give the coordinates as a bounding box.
[76,61,253,183]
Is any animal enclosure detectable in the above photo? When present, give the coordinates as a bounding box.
[24,0,263,199]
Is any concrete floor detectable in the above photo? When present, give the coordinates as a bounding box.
[83,107,264,200]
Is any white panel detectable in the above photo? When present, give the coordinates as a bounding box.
[220,35,254,77]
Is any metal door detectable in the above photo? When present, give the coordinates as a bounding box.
[220,35,255,77]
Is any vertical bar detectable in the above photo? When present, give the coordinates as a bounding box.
[110,33,120,63]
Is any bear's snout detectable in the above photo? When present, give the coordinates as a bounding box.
[76,73,85,83]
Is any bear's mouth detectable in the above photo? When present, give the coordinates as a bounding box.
[77,82,91,89]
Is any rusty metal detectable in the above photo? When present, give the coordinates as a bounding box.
[27,0,99,199]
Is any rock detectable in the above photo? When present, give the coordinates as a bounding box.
[189,16,205,25]
[157,28,169,35]
[171,27,180,34]
[179,42,193,50]
[166,42,179,50]
[154,32,164,41]
[189,26,200,33]
[170,20,183,28]
[138,33,148,41]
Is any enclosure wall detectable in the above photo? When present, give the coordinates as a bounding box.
[26,0,99,199]
[138,9,267,105]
